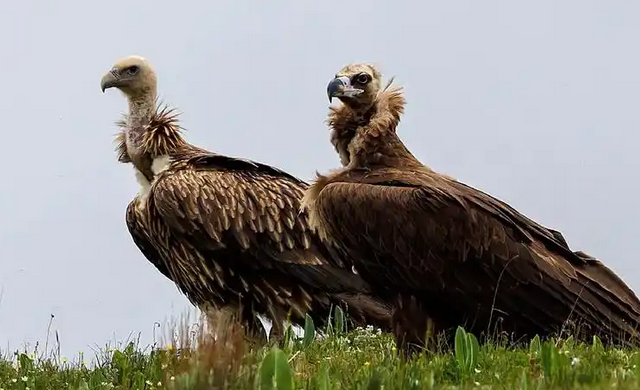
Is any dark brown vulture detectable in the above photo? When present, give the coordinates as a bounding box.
[99,56,392,340]
[302,62,640,356]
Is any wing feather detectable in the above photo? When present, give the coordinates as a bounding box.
[314,173,640,338]
[122,153,392,331]
[149,164,385,297]
[125,200,173,281]
[151,167,331,269]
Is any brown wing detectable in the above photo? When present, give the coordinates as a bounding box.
[450,178,640,317]
[125,199,173,281]
[148,165,371,295]
[314,169,640,342]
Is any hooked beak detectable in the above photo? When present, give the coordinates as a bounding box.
[327,76,364,102]
[100,69,120,93]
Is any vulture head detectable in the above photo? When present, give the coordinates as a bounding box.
[100,55,157,100]
[326,63,382,109]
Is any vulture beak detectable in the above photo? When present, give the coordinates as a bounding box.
[100,69,120,93]
[327,76,364,102]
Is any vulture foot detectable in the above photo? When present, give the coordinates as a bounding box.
[267,318,288,345]
[238,305,269,343]
[392,294,440,359]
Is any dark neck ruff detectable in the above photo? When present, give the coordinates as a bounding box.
[335,90,421,170]
[330,102,377,167]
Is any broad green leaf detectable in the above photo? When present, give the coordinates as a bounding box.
[529,335,541,356]
[258,347,294,390]
[454,326,468,370]
[334,306,345,335]
[302,314,316,348]
[467,332,479,369]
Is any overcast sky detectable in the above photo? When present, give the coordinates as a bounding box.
[0,0,638,359]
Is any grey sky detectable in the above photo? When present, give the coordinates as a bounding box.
[0,0,638,359]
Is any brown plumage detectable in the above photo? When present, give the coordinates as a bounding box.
[100,56,392,339]
[303,63,640,356]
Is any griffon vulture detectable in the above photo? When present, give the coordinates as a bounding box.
[302,63,640,355]
[100,56,392,339]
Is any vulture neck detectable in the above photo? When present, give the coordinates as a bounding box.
[120,90,189,186]
[334,89,422,170]
[125,94,157,154]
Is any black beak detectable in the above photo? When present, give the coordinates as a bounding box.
[327,76,350,102]
[327,76,352,102]
[326,76,364,103]
[100,69,120,93]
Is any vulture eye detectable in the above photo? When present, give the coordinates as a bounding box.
[355,73,371,84]
[125,65,139,75]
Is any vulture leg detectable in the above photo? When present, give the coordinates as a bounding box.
[265,305,287,343]
[269,320,286,343]
[239,304,268,343]
[392,294,440,359]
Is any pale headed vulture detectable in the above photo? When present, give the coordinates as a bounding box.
[302,63,640,356]
[100,56,392,340]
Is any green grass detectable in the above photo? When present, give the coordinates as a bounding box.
[2,310,640,390]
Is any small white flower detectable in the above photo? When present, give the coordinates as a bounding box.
[21,376,28,382]
[571,357,580,366]
[170,376,175,381]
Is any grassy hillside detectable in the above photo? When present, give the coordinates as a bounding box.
[2,309,640,390]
